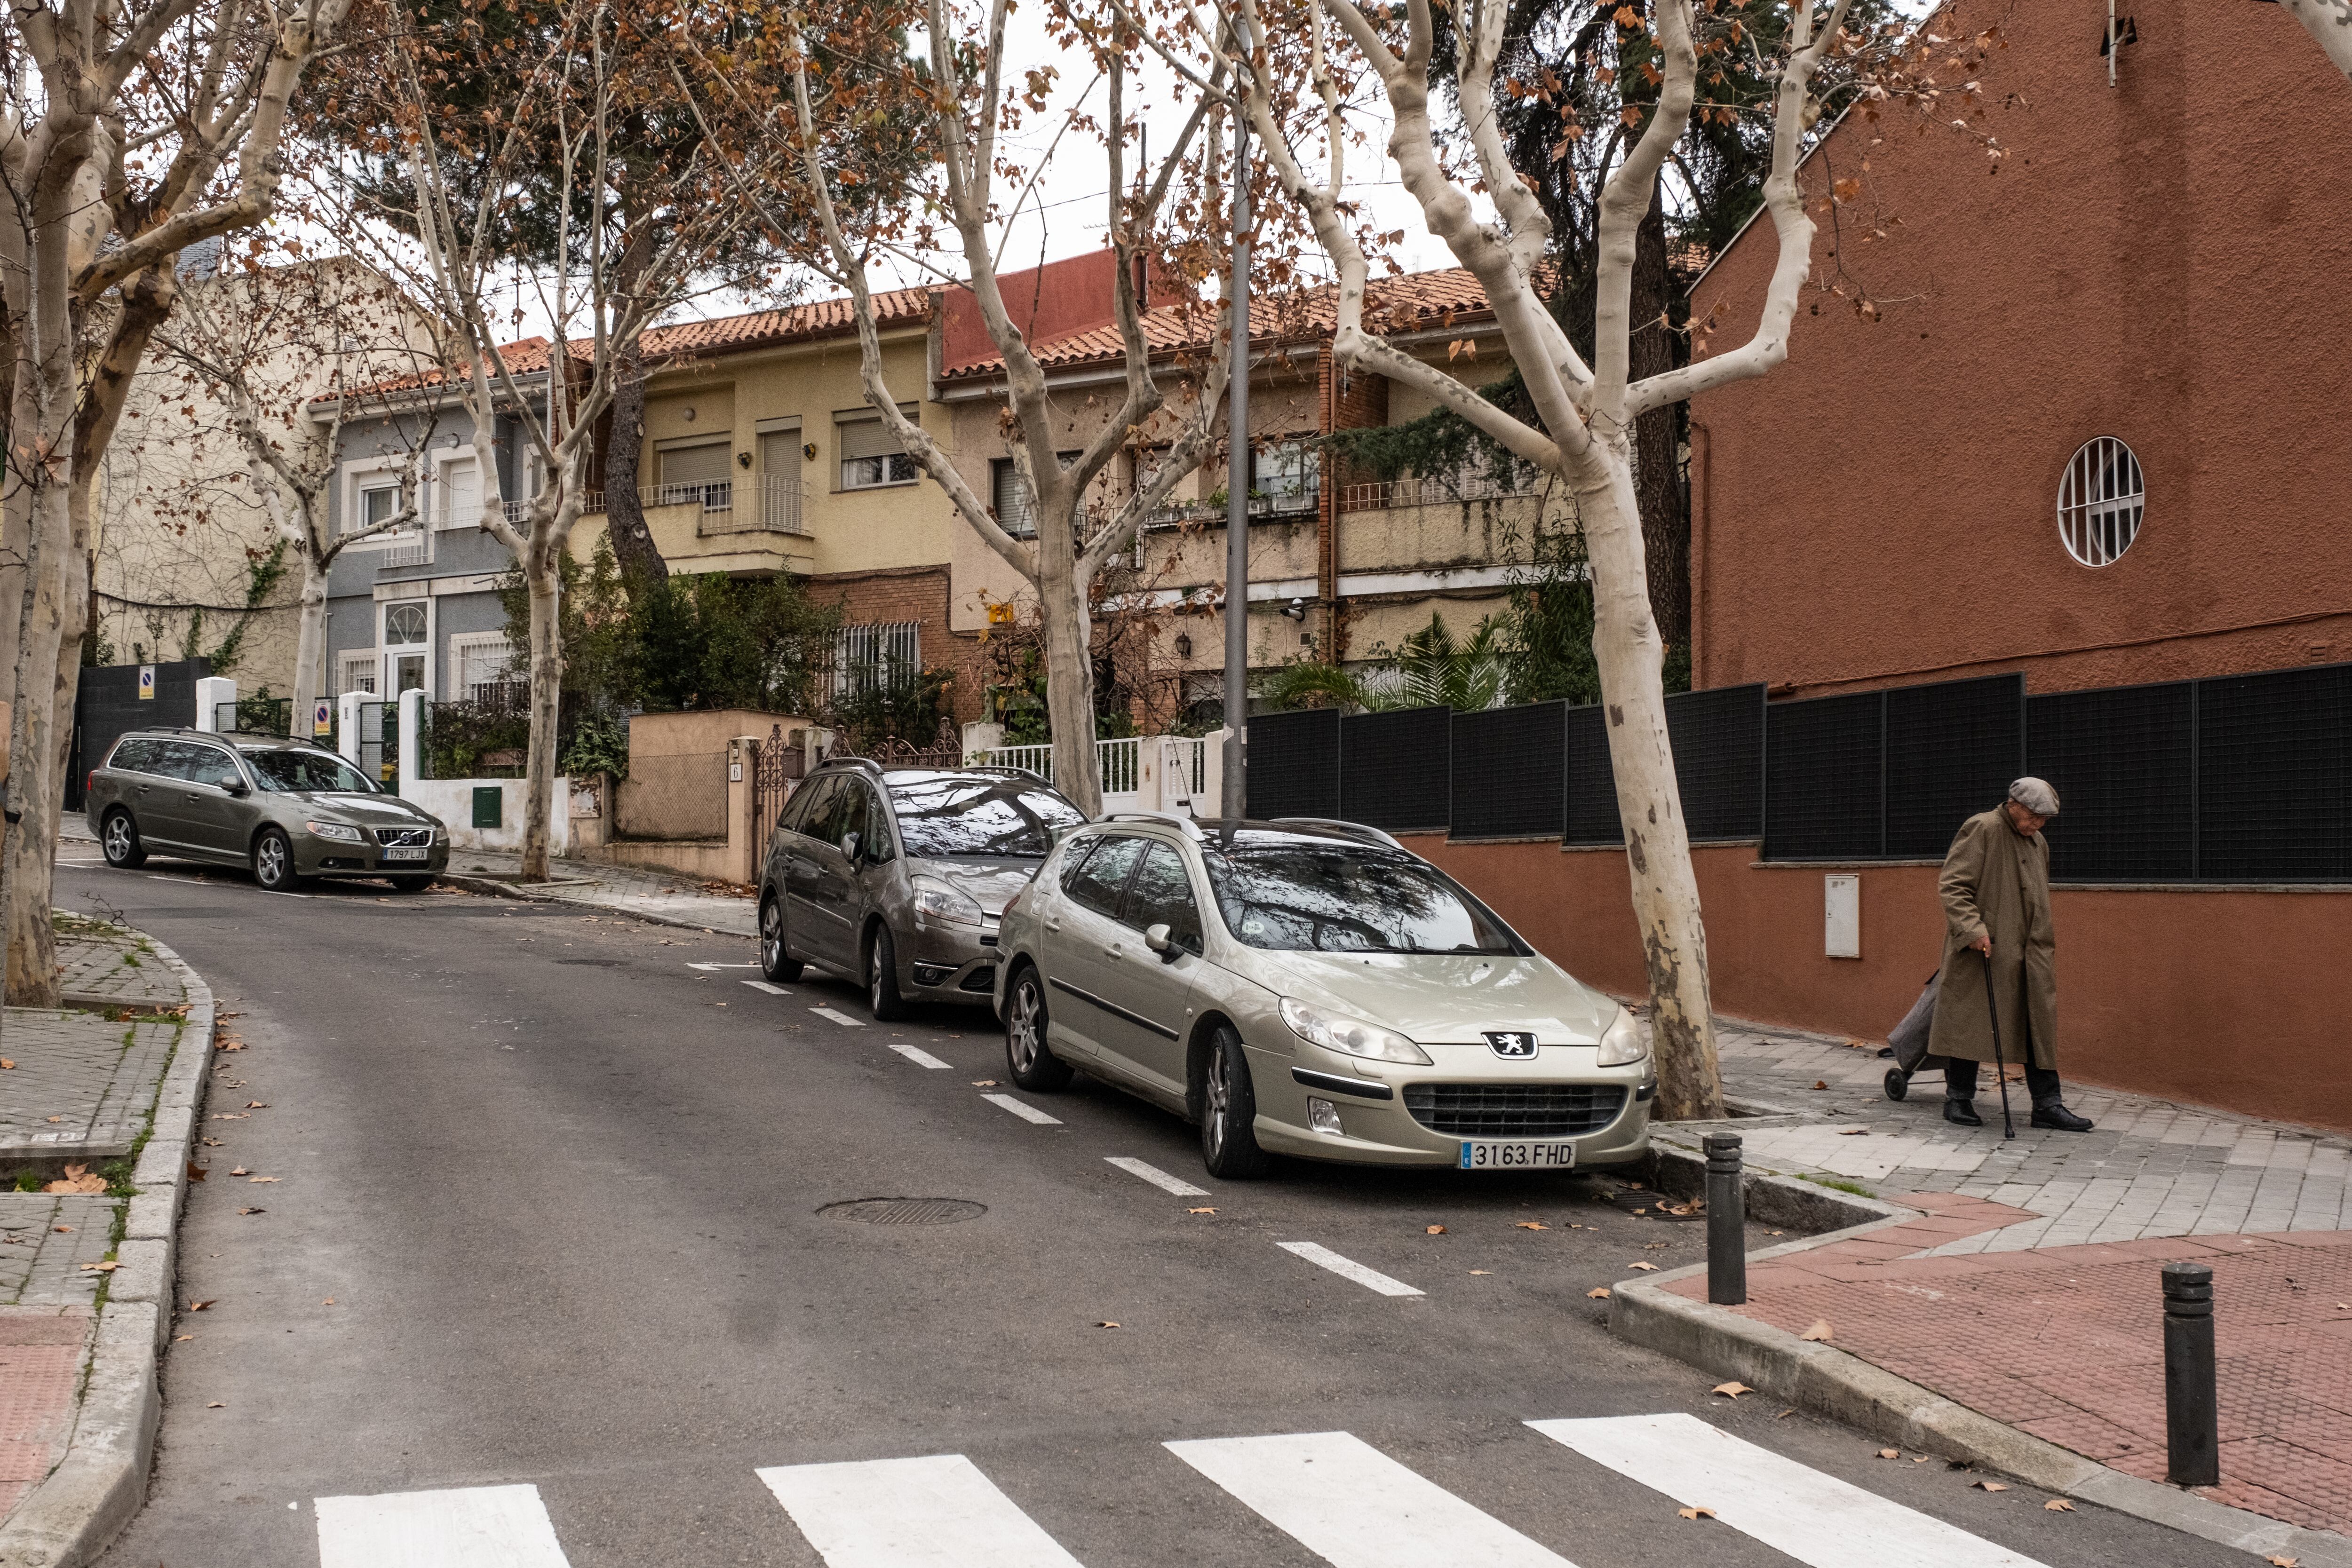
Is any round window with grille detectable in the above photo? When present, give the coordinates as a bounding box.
[2057,436,2144,567]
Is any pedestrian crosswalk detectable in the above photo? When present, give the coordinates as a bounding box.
[309,1414,2053,1567]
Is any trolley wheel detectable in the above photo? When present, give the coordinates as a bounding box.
[1884,1067,1910,1102]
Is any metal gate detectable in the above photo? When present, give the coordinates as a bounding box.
[358,700,391,786]
[747,725,804,852]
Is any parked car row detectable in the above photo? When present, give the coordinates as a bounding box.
[758,758,1656,1180]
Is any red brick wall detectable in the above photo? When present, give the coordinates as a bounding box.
[1401,833,2352,1133]
[806,565,986,725]
[1687,0,2352,699]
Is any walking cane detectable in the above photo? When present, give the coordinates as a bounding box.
[1980,949,2016,1140]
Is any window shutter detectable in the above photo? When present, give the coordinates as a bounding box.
[439,460,479,529]
[836,406,916,461]
[660,440,734,485]
[992,459,1034,536]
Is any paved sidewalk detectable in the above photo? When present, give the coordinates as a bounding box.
[1645,1017,2352,1539]
[444,849,758,936]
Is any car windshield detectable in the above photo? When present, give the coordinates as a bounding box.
[246,750,378,794]
[888,776,1084,859]
[1200,835,1527,955]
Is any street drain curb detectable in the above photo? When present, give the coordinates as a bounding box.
[0,927,214,1568]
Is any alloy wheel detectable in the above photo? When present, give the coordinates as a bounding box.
[1205,1045,1231,1160]
[1009,980,1041,1072]
[870,945,886,1011]
[103,816,132,862]
[760,900,782,973]
[256,835,287,887]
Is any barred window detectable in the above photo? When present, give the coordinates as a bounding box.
[457,638,524,709]
[2058,436,2144,567]
[833,620,920,699]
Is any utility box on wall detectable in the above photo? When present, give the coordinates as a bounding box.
[1824,873,1861,959]
[472,786,504,830]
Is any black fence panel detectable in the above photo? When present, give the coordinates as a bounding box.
[1450,702,1566,839]
[1245,706,1341,820]
[2027,681,2194,882]
[1884,673,2024,858]
[1671,683,1767,841]
[1563,703,1619,845]
[1764,691,1883,860]
[68,659,212,812]
[2197,662,2352,882]
[1339,707,1451,831]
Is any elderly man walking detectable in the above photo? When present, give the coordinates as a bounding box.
[1928,777,2094,1132]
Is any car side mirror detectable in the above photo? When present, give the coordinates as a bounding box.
[222,780,249,796]
[1144,922,1178,961]
[839,829,860,861]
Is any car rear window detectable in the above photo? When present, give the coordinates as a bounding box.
[1200,841,1527,955]
[247,750,379,794]
[888,776,1084,859]
[106,738,160,774]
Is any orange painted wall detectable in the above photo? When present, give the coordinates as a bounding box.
[1401,834,2352,1133]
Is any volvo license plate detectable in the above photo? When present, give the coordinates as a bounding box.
[1460,1140,1576,1170]
[381,846,428,862]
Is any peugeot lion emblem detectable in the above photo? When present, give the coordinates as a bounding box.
[1484,1030,1539,1060]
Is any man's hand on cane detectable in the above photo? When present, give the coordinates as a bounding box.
[1971,931,1991,957]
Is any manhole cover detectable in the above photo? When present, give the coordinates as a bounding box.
[553,958,621,966]
[821,1197,988,1227]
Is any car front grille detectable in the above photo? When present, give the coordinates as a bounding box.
[373,827,432,848]
[1402,1083,1629,1138]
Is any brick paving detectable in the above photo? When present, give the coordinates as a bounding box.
[0,1308,95,1519]
[54,925,189,1010]
[0,1009,183,1158]
[448,849,758,936]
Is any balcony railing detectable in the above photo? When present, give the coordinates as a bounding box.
[1338,473,1540,512]
[1142,488,1320,528]
[578,477,812,539]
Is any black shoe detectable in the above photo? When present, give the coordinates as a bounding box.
[1944,1099,1983,1127]
[2032,1102,2094,1132]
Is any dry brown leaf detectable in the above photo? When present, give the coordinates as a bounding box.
[1632,1208,1648,1215]
[1623,1182,1646,1191]
[186,1299,216,1312]
[1838,1127,1868,1136]
[1094,1321,1121,1329]
[46,1164,110,1196]
[1469,1270,1492,1275]
[1971,1480,2008,1492]
[43,1116,61,1124]
[1676,1506,1716,1520]
[244,1101,269,1109]
[970,1080,998,1087]
[2267,1556,2299,1567]
[185,1163,207,1182]
[1711,1382,1753,1399]
[79,1260,119,1273]
[1586,1287,1612,1299]
[174,1334,193,1342]
[323,1298,336,1305]
[51,1226,72,1234]
[1426,1225,1446,1234]
[1629,1261,1661,1272]
[230,1167,248,1176]
[1188,1207,1217,1215]
[1812,1079,1828,1090]
[1515,1221,1549,1230]
[2045,1499,2076,1512]
[0,1059,13,1070]
[1800,1320,1834,1342]
[207,1402,225,1409]
[1877,1449,1900,1459]
[201,1137,223,1147]
[238,1207,264,1216]
[1912,1457,1930,1464]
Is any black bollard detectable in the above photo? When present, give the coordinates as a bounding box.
[2162,1262,2218,1488]
[1704,1132,1746,1307]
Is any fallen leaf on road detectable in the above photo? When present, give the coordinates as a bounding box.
[185,1163,207,1181]
[47,1164,110,1195]
[0,1059,12,1070]
[1877,1449,1899,1459]
[201,1138,223,1147]
[216,1040,245,1051]
[1516,1221,1549,1231]
[1188,1207,1216,1215]
[186,1300,216,1312]
[1839,1127,1868,1136]
[1632,1208,1647,1215]
[207,1402,225,1409]
[2268,1556,2299,1566]
[1812,1080,1828,1090]
[1913,1457,1930,1464]
[51,1226,72,1234]
[323,1298,335,1305]
[1586,1287,1611,1299]
[44,1116,60,1124]
[1777,1409,1796,1419]
[79,1261,119,1273]
[244,1101,268,1109]
[2045,1499,2075,1512]
[971,1080,999,1087]
[238,1207,264,1216]
[1469,1270,1492,1275]
[1711,1382,1753,1399]
[1426,1225,1446,1235]
[1677,1506,1716,1520]
[1629,1261,1660,1272]
[248,1176,279,1184]
[1623,1182,1645,1191]
[1801,1320,1834,1342]
[230,1167,248,1176]
[174,1335,192,1342]
[1094,1321,1120,1329]
[1971,1480,2008,1492]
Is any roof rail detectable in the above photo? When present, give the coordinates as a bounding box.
[1102,809,1205,839]
[1270,817,1406,850]
[814,755,885,776]
[963,764,1049,783]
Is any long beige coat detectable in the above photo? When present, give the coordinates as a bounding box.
[1927,806,2058,1071]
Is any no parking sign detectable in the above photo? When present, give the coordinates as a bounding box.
[313,699,334,736]
[136,664,155,701]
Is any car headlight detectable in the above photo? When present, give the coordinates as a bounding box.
[305,821,363,842]
[1280,997,1432,1066]
[1597,1005,1648,1067]
[911,875,987,927]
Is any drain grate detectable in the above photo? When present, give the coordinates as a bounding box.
[821,1197,988,1227]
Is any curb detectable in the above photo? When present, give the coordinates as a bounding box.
[1612,1151,2352,1566]
[433,872,754,938]
[0,930,214,1568]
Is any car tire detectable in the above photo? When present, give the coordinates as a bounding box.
[866,924,909,1021]
[252,828,299,892]
[387,875,434,893]
[759,893,804,983]
[100,811,146,869]
[1003,964,1073,1092]
[1200,1024,1273,1180]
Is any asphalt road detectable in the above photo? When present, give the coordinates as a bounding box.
[58,850,2231,1568]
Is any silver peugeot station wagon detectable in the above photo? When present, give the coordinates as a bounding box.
[993,813,1655,1179]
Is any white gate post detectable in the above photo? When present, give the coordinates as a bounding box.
[193,676,236,732]
[397,688,425,794]
[337,691,367,764]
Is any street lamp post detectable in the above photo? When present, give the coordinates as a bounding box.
[1220,108,1250,820]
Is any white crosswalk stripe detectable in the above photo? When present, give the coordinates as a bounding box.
[888,1041,954,1069]
[315,1483,571,1567]
[983,1093,1063,1125]
[743,979,793,995]
[811,1006,866,1026]
[1528,1413,2050,1568]
[1166,1430,1574,1568]
[757,1453,1085,1567]
[1104,1156,1209,1196]
[313,1418,2057,1568]
[1276,1240,1422,1296]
